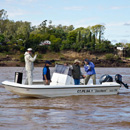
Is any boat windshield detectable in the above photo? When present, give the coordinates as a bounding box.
[54,64,72,76]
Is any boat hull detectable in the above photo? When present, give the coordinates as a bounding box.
[2,81,121,98]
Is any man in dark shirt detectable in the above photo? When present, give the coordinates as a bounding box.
[43,60,51,85]
[71,59,85,85]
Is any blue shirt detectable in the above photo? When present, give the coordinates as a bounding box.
[43,67,47,75]
[84,62,96,75]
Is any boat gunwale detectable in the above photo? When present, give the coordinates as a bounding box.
[2,81,121,89]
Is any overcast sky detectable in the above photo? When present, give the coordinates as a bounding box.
[1,0,130,44]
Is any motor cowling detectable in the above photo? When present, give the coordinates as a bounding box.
[99,74,113,84]
[115,74,122,84]
[115,74,129,89]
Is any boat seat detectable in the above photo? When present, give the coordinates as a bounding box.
[50,72,74,85]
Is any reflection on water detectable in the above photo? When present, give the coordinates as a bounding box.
[0,67,130,130]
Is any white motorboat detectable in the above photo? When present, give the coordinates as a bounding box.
[2,64,129,98]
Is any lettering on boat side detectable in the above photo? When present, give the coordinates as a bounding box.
[77,89,95,93]
[95,89,107,92]
[109,89,118,92]
[77,89,117,93]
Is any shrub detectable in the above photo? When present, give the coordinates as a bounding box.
[105,54,120,61]
[37,53,42,59]
[19,54,24,62]
[37,45,48,53]
[105,54,114,60]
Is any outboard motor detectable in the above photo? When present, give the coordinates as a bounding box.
[115,74,129,89]
[99,74,113,84]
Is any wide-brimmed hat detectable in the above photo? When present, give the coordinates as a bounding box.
[27,48,32,51]
[74,59,80,63]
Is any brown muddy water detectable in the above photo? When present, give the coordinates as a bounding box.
[0,67,130,130]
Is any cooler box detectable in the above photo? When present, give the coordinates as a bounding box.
[14,72,23,84]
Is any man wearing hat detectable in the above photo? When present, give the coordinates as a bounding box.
[43,60,51,85]
[71,59,84,85]
[84,59,96,85]
[24,48,37,85]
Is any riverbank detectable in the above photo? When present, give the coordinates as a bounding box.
[0,51,130,67]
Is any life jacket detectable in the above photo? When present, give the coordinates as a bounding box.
[43,66,51,80]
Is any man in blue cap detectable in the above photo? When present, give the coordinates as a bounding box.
[84,59,96,85]
[43,60,51,85]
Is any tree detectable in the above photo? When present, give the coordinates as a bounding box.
[91,34,96,50]
[60,40,70,50]
[95,40,114,53]
[0,9,8,34]
[88,31,92,43]
[0,34,4,43]
[67,30,77,44]
[50,35,61,52]
[0,10,113,54]
[3,20,16,42]
[16,21,31,40]
[38,20,47,33]
[115,42,124,47]
[76,30,81,43]
[0,9,8,20]
[91,24,105,43]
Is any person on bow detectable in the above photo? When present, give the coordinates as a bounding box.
[84,59,96,85]
[43,60,51,85]
[24,48,37,85]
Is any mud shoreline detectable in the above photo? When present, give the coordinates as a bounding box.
[1,51,130,67]
[0,57,130,67]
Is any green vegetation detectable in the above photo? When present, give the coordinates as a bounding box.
[19,54,24,62]
[105,54,120,61]
[0,9,130,57]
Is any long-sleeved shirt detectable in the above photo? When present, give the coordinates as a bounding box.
[84,62,96,75]
[71,64,82,79]
[24,52,37,71]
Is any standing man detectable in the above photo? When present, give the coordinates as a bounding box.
[43,60,51,85]
[84,59,96,85]
[24,48,37,85]
[71,59,84,85]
